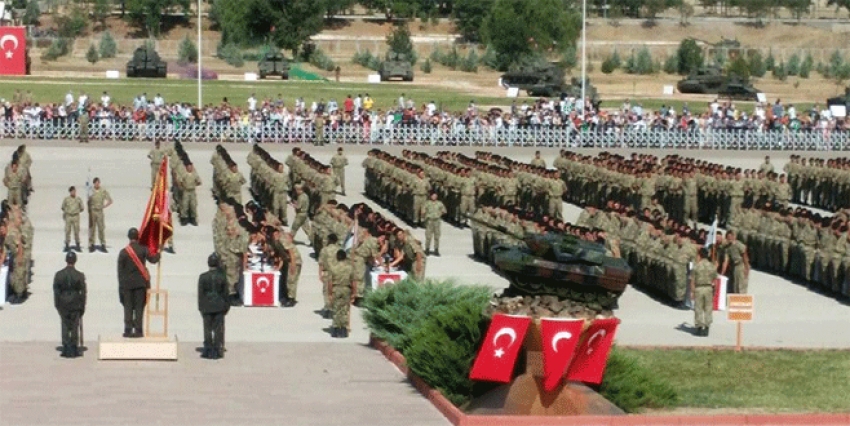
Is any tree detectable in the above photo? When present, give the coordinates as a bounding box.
[827,0,850,15]
[786,53,801,76]
[99,31,118,58]
[93,0,112,29]
[178,35,198,64]
[126,0,191,37]
[212,0,324,54]
[22,0,40,26]
[643,0,681,23]
[675,38,703,75]
[741,0,770,24]
[452,0,494,42]
[481,0,581,70]
[325,0,355,18]
[678,2,694,25]
[727,55,749,80]
[86,43,100,64]
[748,50,766,77]
[386,22,417,64]
[784,0,811,21]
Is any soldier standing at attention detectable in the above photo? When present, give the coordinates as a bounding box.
[198,253,229,360]
[314,113,326,146]
[291,185,312,245]
[62,186,84,252]
[88,177,113,253]
[531,151,546,168]
[53,251,87,358]
[423,192,447,256]
[4,161,24,207]
[722,230,750,294]
[412,170,430,226]
[759,155,774,175]
[225,162,246,204]
[331,147,349,196]
[148,141,166,187]
[690,247,717,337]
[179,163,201,226]
[78,107,89,143]
[282,231,302,307]
[117,228,160,338]
[328,249,355,338]
[318,233,340,317]
[273,163,290,226]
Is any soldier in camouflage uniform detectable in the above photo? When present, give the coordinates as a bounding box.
[328,249,355,338]
[423,193,447,256]
[61,186,84,252]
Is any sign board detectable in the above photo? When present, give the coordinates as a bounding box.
[727,294,753,322]
[506,87,519,98]
[244,72,258,81]
[830,104,847,118]
[105,70,120,79]
[662,85,674,96]
[756,93,767,103]
[367,74,381,84]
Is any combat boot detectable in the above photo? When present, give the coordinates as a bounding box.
[98,245,108,253]
[72,345,83,358]
[434,250,440,257]
[214,348,224,359]
[703,327,710,337]
[201,346,212,359]
[64,243,70,252]
[123,328,132,338]
[74,244,82,253]
[89,245,96,253]
[330,327,340,338]
[339,329,349,338]
[60,345,72,358]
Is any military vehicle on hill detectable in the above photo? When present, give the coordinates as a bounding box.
[676,66,760,100]
[379,51,414,82]
[258,51,290,79]
[827,87,850,109]
[500,63,602,108]
[490,233,632,311]
[126,45,167,78]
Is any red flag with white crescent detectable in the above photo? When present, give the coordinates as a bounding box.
[468,314,531,383]
[565,318,620,385]
[139,159,173,257]
[0,27,26,76]
[540,318,585,391]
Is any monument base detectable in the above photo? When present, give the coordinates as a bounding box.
[98,335,179,361]
[466,373,625,416]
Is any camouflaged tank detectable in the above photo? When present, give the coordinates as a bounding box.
[379,51,414,82]
[500,62,565,97]
[490,233,632,311]
[258,51,290,79]
[126,45,167,78]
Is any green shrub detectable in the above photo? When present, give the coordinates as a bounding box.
[748,50,766,78]
[561,44,578,70]
[662,54,678,74]
[727,55,750,80]
[601,53,619,74]
[481,45,499,70]
[765,49,775,71]
[800,53,813,78]
[99,31,117,59]
[219,43,244,67]
[460,48,479,73]
[829,50,844,79]
[786,53,800,76]
[178,35,198,65]
[56,7,87,38]
[434,45,461,70]
[625,47,654,75]
[773,61,787,81]
[676,38,703,75]
[599,348,679,413]
[420,58,432,73]
[22,0,40,26]
[86,43,99,64]
[309,48,337,72]
[405,292,489,406]
[353,49,380,71]
[41,38,70,61]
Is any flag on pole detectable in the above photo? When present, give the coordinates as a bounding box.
[85,167,93,199]
[139,159,172,257]
[705,217,718,249]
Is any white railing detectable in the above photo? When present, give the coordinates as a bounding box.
[3,120,850,150]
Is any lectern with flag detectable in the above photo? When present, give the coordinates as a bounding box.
[140,159,172,338]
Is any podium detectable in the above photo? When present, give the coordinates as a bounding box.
[242,270,280,306]
[98,289,176,361]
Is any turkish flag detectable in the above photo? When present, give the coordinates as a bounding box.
[0,27,26,76]
[540,318,585,391]
[565,318,619,385]
[139,159,173,257]
[377,273,402,287]
[251,272,275,306]
[469,314,531,383]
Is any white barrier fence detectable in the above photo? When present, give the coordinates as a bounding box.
[3,121,850,150]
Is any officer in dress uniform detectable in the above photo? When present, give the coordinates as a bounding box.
[198,253,229,360]
[53,251,86,358]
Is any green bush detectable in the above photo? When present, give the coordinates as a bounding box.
[561,44,578,71]
[353,49,380,71]
[99,31,117,59]
[727,55,750,80]
[765,49,775,72]
[56,7,88,38]
[601,53,619,74]
[309,48,337,72]
[41,38,70,61]
[662,54,677,74]
[432,45,461,70]
[625,47,654,75]
[786,53,800,76]
[749,51,766,78]
[22,0,40,26]
[481,45,499,70]
[800,53,813,78]
[676,38,703,75]
[773,61,787,81]
[178,35,198,65]
[86,43,99,64]
[420,58,432,73]
[460,48,479,73]
[599,348,679,413]
[829,50,844,79]
[219,43,244,67]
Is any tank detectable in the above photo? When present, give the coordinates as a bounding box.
[677,66,759,99]
[500,63,565,97]
[258,51,290,79]
[126,45,167,78]
[827,87,850,109]
[379,51,413,82]
[490,233,632,311]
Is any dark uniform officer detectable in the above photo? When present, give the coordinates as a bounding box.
[53,251,86,358]
[198,253,230,360]
[117,227,160,338]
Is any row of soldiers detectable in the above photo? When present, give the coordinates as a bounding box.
[211,145,248,205]
[362,150,431,225]
[785,155,850,211]
[731,203,850,298]
[400,151,475,226]
[284,148,338,219]
[3,146,35,305]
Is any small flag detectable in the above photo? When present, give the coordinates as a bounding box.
[540,318,585,391]
[565,318,620,385]
[469,314,531,383]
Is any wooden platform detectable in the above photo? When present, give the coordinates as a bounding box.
[98,335,179,361]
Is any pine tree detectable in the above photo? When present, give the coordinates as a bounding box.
[86,44,99,64]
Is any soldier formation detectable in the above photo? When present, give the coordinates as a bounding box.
[3,146,35,305]
[785,155,850,212]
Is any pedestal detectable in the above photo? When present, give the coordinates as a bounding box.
[98,335,178,360]
[466,319,625,416]
[242,270,280,306]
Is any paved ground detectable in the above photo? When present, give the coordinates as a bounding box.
[1,141,848,424]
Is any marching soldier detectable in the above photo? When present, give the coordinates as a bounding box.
[291,185,312,245]
[423,192,447,256]
[179,163,201,226]
[690,247,717,337]
[331,147,349,196]
[88,177,113,253]
[198,253,229,360]
[412,170,430,226]
[273,163,290,226]
[530,151,546,168]
[53,251,87,358]
[61,186,84,252]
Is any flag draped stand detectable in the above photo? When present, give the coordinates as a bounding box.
[140,159,173,339]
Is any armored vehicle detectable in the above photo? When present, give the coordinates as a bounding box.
[379,51,413,82]
[258,51,290,79]
[827,87,850,109]
[500,63,602,107]
[126,45,167,78]
[676,66,759,100]
[490,233,632,310]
